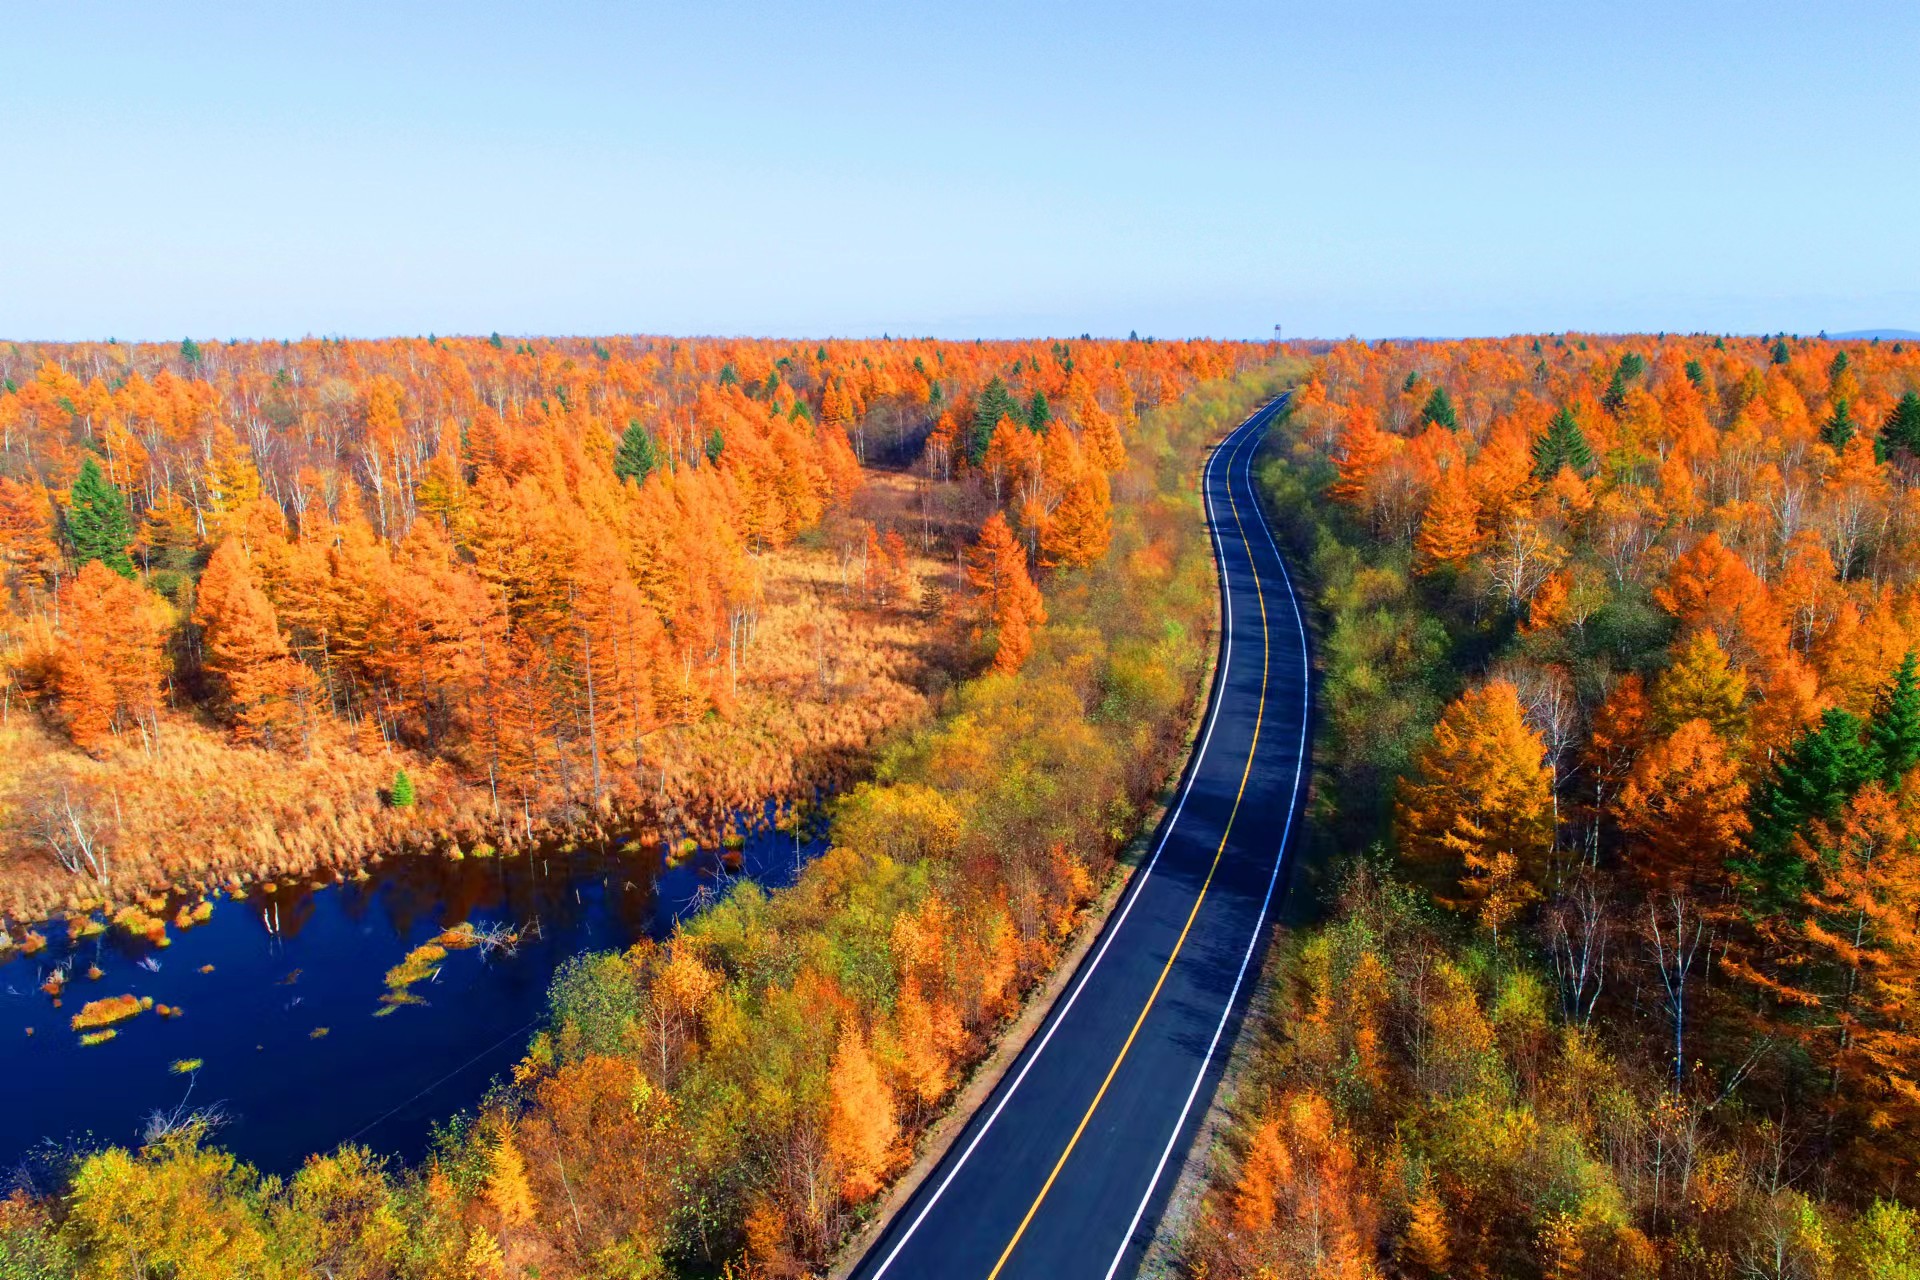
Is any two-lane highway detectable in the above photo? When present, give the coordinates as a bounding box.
[850,396,1311,1280]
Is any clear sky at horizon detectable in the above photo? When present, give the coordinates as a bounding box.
[4,1,1915,342]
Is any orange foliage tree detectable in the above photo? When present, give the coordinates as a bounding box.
[966,511,1046,673]
[43,561,172,753]
[1396,680,1555,935]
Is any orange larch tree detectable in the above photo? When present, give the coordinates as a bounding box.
[965,511,1046,674]
[1040,464,1112,571]
[1396,680,1556,935]
[1414,461,1482,574]
[195,538,320,750]
[47,561,173,754]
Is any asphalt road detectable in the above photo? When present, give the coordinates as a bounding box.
[849,396,1312,1280]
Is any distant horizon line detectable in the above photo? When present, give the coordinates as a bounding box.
[3,326,1915,347]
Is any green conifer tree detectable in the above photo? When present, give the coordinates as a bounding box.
[706,428,725,464]
[1752,709,1877,851]
[1870,652,1920,784]
[1772,338,1791,365]
[1419,385,1457,429]
[1602,367,1629,417]
[613,422,660,483]
[1684,358,1706,387]
[1880,391,1920,455]
[1027,390,1051,433]
[390,768,416,808]
[1821,398,1857,450]
[970,376,1018,464]
[1739,708,1879,907]
[66,457,136,578]
[1532,406,1594,479]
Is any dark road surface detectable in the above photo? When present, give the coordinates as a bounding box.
[849,396,1311,1280]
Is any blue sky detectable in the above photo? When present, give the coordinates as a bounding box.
[3,1,1915,340]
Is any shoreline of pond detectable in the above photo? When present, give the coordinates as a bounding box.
[0,794,834,1179]
[0,780,836,956]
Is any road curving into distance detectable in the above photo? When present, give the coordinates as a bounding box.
[849,395,1312,1280]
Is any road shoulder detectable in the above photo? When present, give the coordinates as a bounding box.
[825,450,1229,1280]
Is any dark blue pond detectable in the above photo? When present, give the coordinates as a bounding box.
[0,805,826,1178]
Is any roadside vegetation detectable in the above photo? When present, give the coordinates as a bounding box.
[1182,335,1920,1279]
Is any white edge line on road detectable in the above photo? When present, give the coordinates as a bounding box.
[862,404,1273,1280]
[1100,395,1311,1280]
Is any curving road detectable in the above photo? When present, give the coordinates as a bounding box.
[849,396,1312,1280]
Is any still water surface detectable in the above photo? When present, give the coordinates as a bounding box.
[0,807,826,1177]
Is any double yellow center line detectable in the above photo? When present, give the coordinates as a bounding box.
[984,411,1274,1279]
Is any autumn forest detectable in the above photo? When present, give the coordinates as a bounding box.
[8,326,1920,1279]
[1186,334,1920,1280]
[0,331,1288,1276]
[0,334,1245,919]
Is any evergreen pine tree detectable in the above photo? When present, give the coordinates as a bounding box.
[1751,708,1877,851]
[1420,385,1457,429]
[390,767,416,808]
[1829,349,1851,384]
[1880,391,1920,455]
[717,362,738,387]
[706,428,725,464]
[613,421,660,482]
[1403,370,1423,394]
[1618,352,1646,381]
[970,376,1018,464]
[1772,338,1791,365]
[1027,390,1051,433]
[1532,406,1593,479]
[180,337,202,366]
[1740,708,1878,907]
[1821,397,1857,450]
[1602,367,1630,416]
[1684,358,1706,387]
[66,457,136,578]
[1870,652,1920,783]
